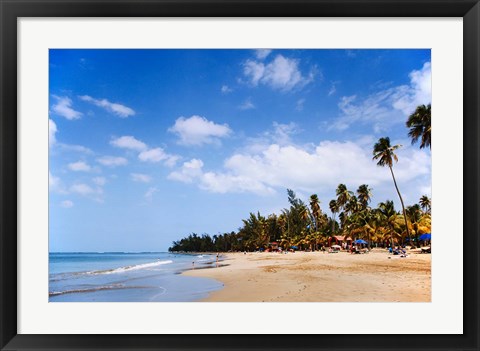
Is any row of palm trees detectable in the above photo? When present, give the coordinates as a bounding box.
[168,104,432,253]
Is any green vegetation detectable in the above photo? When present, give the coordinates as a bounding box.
[169,104,432,253]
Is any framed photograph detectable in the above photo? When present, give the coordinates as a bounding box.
[1,0,478,350]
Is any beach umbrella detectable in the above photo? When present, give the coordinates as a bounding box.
[419,233,431,241]
[354,239,367,244]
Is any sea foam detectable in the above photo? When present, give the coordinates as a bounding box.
[87,259,173,275]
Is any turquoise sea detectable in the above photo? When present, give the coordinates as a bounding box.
[49,252,223,302]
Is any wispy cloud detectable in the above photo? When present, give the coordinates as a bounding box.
[330,62,431,132]
[239,98,255,110]
[243,54,315,92]
[60,200,74,208]
[221,85,233,94]
[69,183,104,202]
[49,119,57,147]
[96,156,128,167]
[79,95,135,118]
[92,177,107,186]
[168,115,232,146]
[255,49,272,60]
[328,81,339,96]
[70,183,95,195]
[57,143,93,154]
[51,95,82,120]
[131,173,152,183]
[68,161,91,172]
[110,136,147,151]
[144,187,158,202]
[138,148,167,162]
[296,98,306,111]
[49,172,67,194]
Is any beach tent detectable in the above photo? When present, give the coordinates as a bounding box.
[354,239,367,244]
[419,233,431,241]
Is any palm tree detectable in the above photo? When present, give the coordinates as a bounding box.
[309,194,321,232]
[345,195,360,215]
[329,199,340,235]
[419,195,431,214]
[378,200,400,248]
[336,184,353,210]
[373,137,411,242]
[406,204,422,245]
[357,184,372,210]
[406,104,431,149]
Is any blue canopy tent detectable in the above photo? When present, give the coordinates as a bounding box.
[419,233,431,241]
[354,239,367,244]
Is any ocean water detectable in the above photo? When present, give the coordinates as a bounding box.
[49,252,224,302]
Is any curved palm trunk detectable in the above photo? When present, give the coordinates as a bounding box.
[389,165,411,243]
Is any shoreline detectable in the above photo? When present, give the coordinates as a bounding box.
[183,250,431,302]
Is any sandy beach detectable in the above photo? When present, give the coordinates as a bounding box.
[183,249,431,302]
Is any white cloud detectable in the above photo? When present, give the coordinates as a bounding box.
[144,187,158,202]
[138,147,169,163]
[392,62,432,115]
[68,161,91,172]
[70,183,104,202]
[164,155,180,168]
[57,143,93,154]
[110,136,147,151]
[331,62,431,132]
[243,55,315,92]
[70,183,95,195]
[245,122,300,153]
[92,177,107,186]
[239,98,255,110]
[49,172,67,194]
[79,95,135,118]
[168,159,204,183]
[60,200,74,208]
[96,156,128,167]
[168,158,274,195]
[51,95,82,120]
[255,49,272,60]
[221,85,233,94]
[131,173,152,183]
[49,119,57,147]
[168,132,430,200]
[168,115,232,146]
[243,60,265,86]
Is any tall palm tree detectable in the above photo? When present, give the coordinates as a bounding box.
[373,137,411,242]
[357,184,372,210]
[329,199,340,235]
[309,194,321,232]
[419,195,431,214]
[406,104,431,149]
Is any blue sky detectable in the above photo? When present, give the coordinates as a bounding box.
[49,49,431,252]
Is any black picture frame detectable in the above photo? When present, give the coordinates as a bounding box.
[1,1,478,350]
